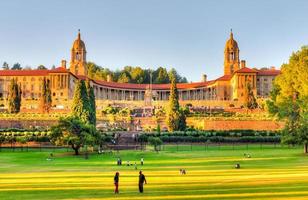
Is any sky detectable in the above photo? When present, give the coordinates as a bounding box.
[0,0,307,82]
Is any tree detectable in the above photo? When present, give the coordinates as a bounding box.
[267,46,308,153]
[148,137,163,152]
[2,62,9,70]
[37,65,47,70]
[86,80,96,126]
[117,72,131,83]
[8,79,22,113]
[166,73,181,131]
[71,80,91,123]
[40,78,52,113]
[154,67,169,83]
[11,63,22,70]
[131,67,145,83]
[244,82,258,109]
[50,116,99,155]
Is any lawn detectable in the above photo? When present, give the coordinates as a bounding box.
[1,145,308,200]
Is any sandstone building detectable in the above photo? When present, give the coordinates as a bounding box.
[0,31,280,112]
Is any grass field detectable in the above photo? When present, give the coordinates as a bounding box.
[1,145,308,200]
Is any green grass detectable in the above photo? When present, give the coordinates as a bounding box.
[1,145,308,200]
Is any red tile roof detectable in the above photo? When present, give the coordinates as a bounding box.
[215,75,232,81]
[257,69,281,76]
[0,67,70,76]
[234,67,258,73]
[0,70,50,76]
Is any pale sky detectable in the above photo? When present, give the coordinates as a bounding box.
[0,0,307,82]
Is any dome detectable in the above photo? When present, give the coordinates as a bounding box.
[72,31,86,51]
[225,31,238,51]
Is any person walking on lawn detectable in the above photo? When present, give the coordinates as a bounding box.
[114,172,120,194]
[138,170,147,193]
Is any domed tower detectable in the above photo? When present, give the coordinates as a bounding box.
[70,30,87,76]
[224,30,240,75]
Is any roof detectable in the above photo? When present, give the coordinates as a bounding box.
[93,80,213,90]
[0,67,70,76]
[257,69,281,76]
[234,67,258,73]
[215,75,232,81]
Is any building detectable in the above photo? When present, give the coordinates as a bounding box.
[0,30,280,112]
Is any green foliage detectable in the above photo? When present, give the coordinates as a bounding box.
[267,46,308,152]
[2,62,9,70]
[37,65,47,70]
[40,78,52,113]
[148,136,163,151]
[86,80,96,126]
[8,79,22,113]
[86,62,188,84]
[71,80,91,124]
[166,74,187,131]
[244,82,258,109]
[11,63,22,70]
[50,116,99,155]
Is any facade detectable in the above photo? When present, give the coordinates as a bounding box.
[0,31,280,112]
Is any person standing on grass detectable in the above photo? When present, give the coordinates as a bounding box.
[114,172,120,194]
[141,157,144,165]
[138,170,147,193]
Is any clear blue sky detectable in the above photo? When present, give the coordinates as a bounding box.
[0,0,307,82]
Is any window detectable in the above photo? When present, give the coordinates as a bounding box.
[264,78,268,82]
[23,77,27,81]
[53,92,56,97]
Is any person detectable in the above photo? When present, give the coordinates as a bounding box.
[117,158,120,166]
[114,172,119,194]
[127,160,130,166]
[134,162,137,170]
[138,171,147,193]
[141,157,144,165]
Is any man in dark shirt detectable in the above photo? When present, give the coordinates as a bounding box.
[114,172,119,194]
[138,170,147,193]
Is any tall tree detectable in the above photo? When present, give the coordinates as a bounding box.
[244,82,258,109]
[50,116,99,155]
[40,78,52,113]
[11,63,22,70]
[267,46,308,153]
[86,80,96,126]
[2,62,9,70]
[166,73,181,131]
[71,80,91,123]
[8,79,22,113]
[154,67,169,83]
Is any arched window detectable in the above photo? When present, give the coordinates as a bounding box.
[76,52,81,60]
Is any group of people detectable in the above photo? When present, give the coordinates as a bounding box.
[117,157,144,167]
[114,171,147,194]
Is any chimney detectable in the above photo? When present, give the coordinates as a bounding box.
[241,60,246,68]
[107,74,112,82]
[61,60,67,69]
[202,74,207,82]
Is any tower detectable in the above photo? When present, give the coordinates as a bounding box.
[70,30,87,76]
[224,30,240,75]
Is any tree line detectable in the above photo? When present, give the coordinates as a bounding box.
[87,62,188,84]
[2,61,188,84]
